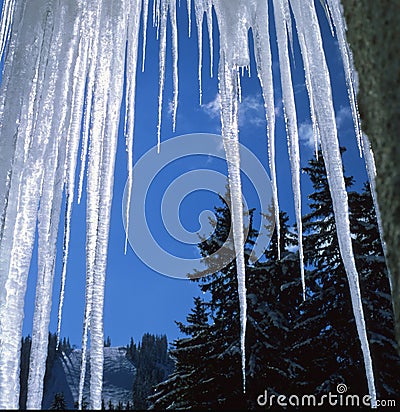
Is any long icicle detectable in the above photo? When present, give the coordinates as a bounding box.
[0,0,15,59]
[325,0,389,288]
[219,56,247,393]
[0,1,384,409]
[169,0,179,132]
[194,0,204,104]
[123,0,142,256]
[141,0,149,72]
[0,1,59,407]
[56,14,90,350]
[212,0,253,392]
[253,0,281,261]
[88,0,128,408]
[326,0,363,155]
[77,3,104,408]
[77,2,103,205]
[156,0,168,152]
[289,0,376,405]
[273,0,305,299]
[361,133,391,291]
[27,2,84,407]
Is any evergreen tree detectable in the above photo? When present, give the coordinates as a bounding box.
[19,333,73,409]
[74,396,88,410]
[44,332,58,390]
[150,153,400,409]
[19,335,32,409]
[50,392,66,410]
[150,297,211,409]
[291,149,400,397]
[150,197,302,409]
[128,334,173,409]
[290,148,362,395]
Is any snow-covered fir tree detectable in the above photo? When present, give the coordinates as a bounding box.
[290,149,400,398]
[150,151,400,409]
[150,198,303,409]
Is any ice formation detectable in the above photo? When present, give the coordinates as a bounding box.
[0,0,378,409]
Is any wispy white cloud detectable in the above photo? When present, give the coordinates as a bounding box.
[167,100,174,115]
[275,100,283,118]
[298,106,351,150]
[238,95,265,128]
[201,94,266,129]
[201,94,221,119]
[298,121,316,150]
[335,106,351,129]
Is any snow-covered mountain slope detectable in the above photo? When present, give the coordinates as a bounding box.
[42,347,136,409]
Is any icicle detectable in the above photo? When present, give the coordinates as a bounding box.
[289,0,376,406]
[219,60,247,393]
[237,69,242,102]
[205,0,213,78]
[27,119,65,410]
[87,1,128,408]
[0,5,21,240]
[56,195,72,350]
[194,0,204,104]
[154,0,179,145]
[300,33,320,158]
[252,0,281,262]
[273,0,305,297]
[124,0,142,265]
[78,272,93,410]
[194,0,214,103]
[326,0,363,156]
[76,4,105,409]
[27,3,84,408]
[186,0,191,37]
[154,0,161,39]
[0,0,383,409]
[212,0,253,392]
[362,133,391,292]
[0,0,16,59]
[319,0,335,37]
[170,0,179,132]
[282,0,295,63]
[156,0,168,152]
[141,0,149,72]
[79,25,108,412]
[56,22,90,350]
[0,0,61,407]
[77,2,103,205]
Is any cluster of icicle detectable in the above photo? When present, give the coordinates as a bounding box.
[0,0,379,409]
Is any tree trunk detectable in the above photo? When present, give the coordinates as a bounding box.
[341,0,400,351]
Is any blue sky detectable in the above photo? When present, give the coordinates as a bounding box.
[20,1,368,348]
